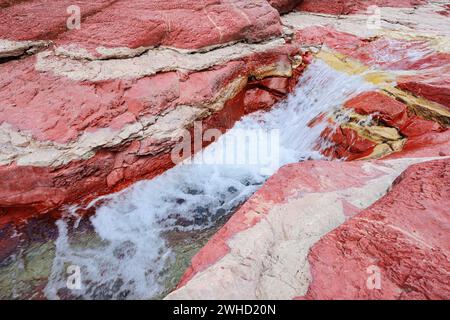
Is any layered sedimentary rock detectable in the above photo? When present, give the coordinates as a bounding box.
[168,0,450,300]
[0,50,304,222]
[166,157,449,299]
[1,0,449,300]
[303,158,450,300]
[0,0,306,222]
[2,0,448,222]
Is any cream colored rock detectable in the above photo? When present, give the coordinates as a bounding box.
[165,158,444,300]
[342,122,402,142]
[0,39,49,58]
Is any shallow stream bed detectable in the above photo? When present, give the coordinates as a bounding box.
[0,60,373,299]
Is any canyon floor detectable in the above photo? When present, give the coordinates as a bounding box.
[0,0,449,300]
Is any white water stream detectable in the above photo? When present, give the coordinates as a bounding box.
[44,60,373,299]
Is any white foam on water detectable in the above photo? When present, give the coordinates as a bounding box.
[44,60,373,300]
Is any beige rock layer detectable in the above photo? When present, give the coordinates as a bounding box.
[165,157,445,300]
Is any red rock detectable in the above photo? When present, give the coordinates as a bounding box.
[333,91,448,160]
[400,116,445,138]
[437,4,450,17]
[1,3,449,302]
[175,160,393,289]
[106,168,125,188]
[345,91,409,127]
[0,0,285,58]
[0,0,117,41]
[295,26,450,72]
[0,47,297,143]
[294,26,361,52]
[296,0,426,15]
[259,76,290,94]
[387,130,450,159]
[297,0,351,15]
[0,127,183,225]
[295,26,450,110]
[0,56,173,143]
[268,0,303,13]
[243,88,279,113]
[167,1,448,300]
[345,92,406,120]
[356,39,450,73]
[0,0,16,8]
[0,49,307,224]
[344,91,445,136]
[297,26,422,69]
[0,223,21,262]
[168,157,449,299]
[321,126,377,161]
[303,158,450,300]
[67,1,282,54]
[177,61,245,106]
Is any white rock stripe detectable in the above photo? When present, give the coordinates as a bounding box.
[36,38,288,81]
[165,157,446,300]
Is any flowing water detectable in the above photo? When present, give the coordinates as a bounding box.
[0,60,373,300]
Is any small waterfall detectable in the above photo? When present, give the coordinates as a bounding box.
[44,60,373,299]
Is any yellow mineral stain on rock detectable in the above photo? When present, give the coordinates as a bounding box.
[316,50,368,76]
[382,87,450,126]
[252,60,293,80]
[381,30,450,53]
[388,139,407,153]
